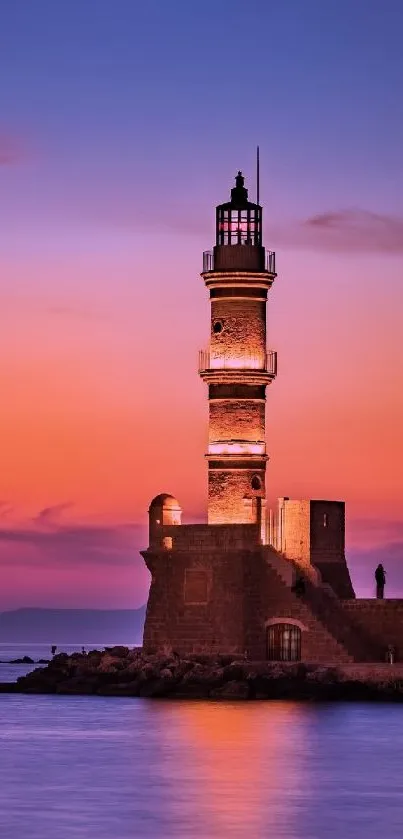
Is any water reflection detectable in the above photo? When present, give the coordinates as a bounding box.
[1,696,403,839]
[148,701,309,837]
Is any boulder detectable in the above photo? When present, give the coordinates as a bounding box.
[97,655,125,673]
[210,680,250,700]
[104,646,130,659]
[137,669,175,698]
[222,662,247,682]
[56,676,98,695]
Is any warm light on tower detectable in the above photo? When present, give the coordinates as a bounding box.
[199,171,277,536]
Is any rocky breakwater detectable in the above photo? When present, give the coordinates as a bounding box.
[7,647,403,700]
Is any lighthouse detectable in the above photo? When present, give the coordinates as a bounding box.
[199,171,277,538]
[141,166,355,660]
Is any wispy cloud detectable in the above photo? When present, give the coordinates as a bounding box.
[0,502,147,572]
[0,518,145,568]
[273,209,403,254]
[33,502,74,528]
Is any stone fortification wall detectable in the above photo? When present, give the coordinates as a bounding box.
[142,530,354,663]
[156,523,261,552]
[341,600,403,661]
[277,498,354,599]
[277,499,310,565]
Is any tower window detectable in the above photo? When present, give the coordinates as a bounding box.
[323,513,328,528]
[251,475,262,491]
[213,320,224,334]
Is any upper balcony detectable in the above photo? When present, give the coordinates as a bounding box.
[198,349,277,386]
[203,248,276,275]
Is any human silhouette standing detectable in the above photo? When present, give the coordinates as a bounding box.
[375,564,386,599]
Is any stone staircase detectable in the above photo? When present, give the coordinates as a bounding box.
[244,551,355,663]
[299,575,380,662]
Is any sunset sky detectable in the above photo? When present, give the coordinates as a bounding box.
[1,0,403,610]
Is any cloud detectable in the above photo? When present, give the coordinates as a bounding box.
[34,502,74,527]
[273,209,403,254]
[0,520,144,565]
[0,504,147,571]
[0,133,24,165]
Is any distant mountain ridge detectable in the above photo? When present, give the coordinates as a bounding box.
[0,607,146,644]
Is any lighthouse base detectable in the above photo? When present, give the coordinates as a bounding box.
[140,511,392,663]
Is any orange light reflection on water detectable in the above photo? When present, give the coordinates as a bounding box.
[146,700,310,838]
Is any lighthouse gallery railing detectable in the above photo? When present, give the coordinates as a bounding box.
[203,249,276,274]
[198,349,277,376]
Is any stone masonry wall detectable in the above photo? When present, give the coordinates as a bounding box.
[210,299,266,362]
[142,531,355,663]
[341,600,403,661]
[208,399,265,443]
[159,523,261,551]
[278,500,310,566]
[310,500,345,560]
[208,469,265,524]
[278,499,354,599]
[244,547,353,663]
[142,548,247,655]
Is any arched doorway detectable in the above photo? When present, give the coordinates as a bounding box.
[266,623,301,662]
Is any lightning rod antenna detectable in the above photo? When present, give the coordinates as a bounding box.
[256,145,260,205]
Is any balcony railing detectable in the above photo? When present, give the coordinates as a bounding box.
[203,250,214,272]
[202,249,276,274]
[199,349,277,376]
[265,250,276,274]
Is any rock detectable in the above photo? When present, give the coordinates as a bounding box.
[10,649,403,702]
[97,682,140,697]
[97,655,125,673]
[138,673,174,698]
[37,659,50,664]
[104,646,130,659]
[210,680,250,700]
[56,676,98,695]
[0,682,19,693]
[171,682,210,699]
[305,666,341,684]
[51,653,69,664]
[222,662,247,682]
[10,656,34,664]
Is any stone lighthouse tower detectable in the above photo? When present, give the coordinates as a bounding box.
[199,172,277,538]
[141,167,357,659]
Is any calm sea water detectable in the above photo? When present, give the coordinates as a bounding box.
[1,693,403,839]
[1,645,403,838]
